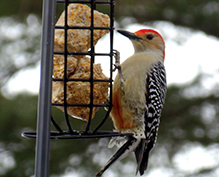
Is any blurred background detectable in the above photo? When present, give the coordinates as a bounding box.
[0,0,219,176]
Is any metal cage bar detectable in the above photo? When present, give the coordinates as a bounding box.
[34,0,56,176]
[63,0,73,134]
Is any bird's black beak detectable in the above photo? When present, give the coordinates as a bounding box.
[117,30,142,41]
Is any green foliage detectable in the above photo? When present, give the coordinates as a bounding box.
[0,0,42,20]
[0,94,37,176]
[115,0,219,38]
[1,0,219,37]
[158,76,219,160]
[0,93,113,176]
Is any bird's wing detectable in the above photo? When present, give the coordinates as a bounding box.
[135,61,167,175]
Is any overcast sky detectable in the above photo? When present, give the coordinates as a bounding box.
[3,22,219,97]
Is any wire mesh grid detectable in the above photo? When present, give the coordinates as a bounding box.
[22,0,132,140]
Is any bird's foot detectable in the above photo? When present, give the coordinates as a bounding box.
[112,49,121,71]
[113,49,125,90]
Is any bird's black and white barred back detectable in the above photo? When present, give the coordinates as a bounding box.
[134,61,166,176]
[145,61,167,145]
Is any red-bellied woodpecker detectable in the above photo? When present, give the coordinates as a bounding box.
[96,29,167,177]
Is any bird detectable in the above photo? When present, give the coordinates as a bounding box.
[96,29,167,177]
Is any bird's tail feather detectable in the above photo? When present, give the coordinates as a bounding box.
[134,139,147,175]
[135,138,153,176]
[139,152,149,176]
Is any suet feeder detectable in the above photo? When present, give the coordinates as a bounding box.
[21,0,131,176]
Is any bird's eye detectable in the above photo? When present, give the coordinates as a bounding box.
[146,34,154,40]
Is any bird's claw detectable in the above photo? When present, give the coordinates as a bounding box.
[112,49,121,71]
[113,63,121,71]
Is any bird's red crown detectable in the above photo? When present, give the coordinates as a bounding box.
[134,29,165,45]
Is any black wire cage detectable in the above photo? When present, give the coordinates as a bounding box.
[21,0,131,176]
